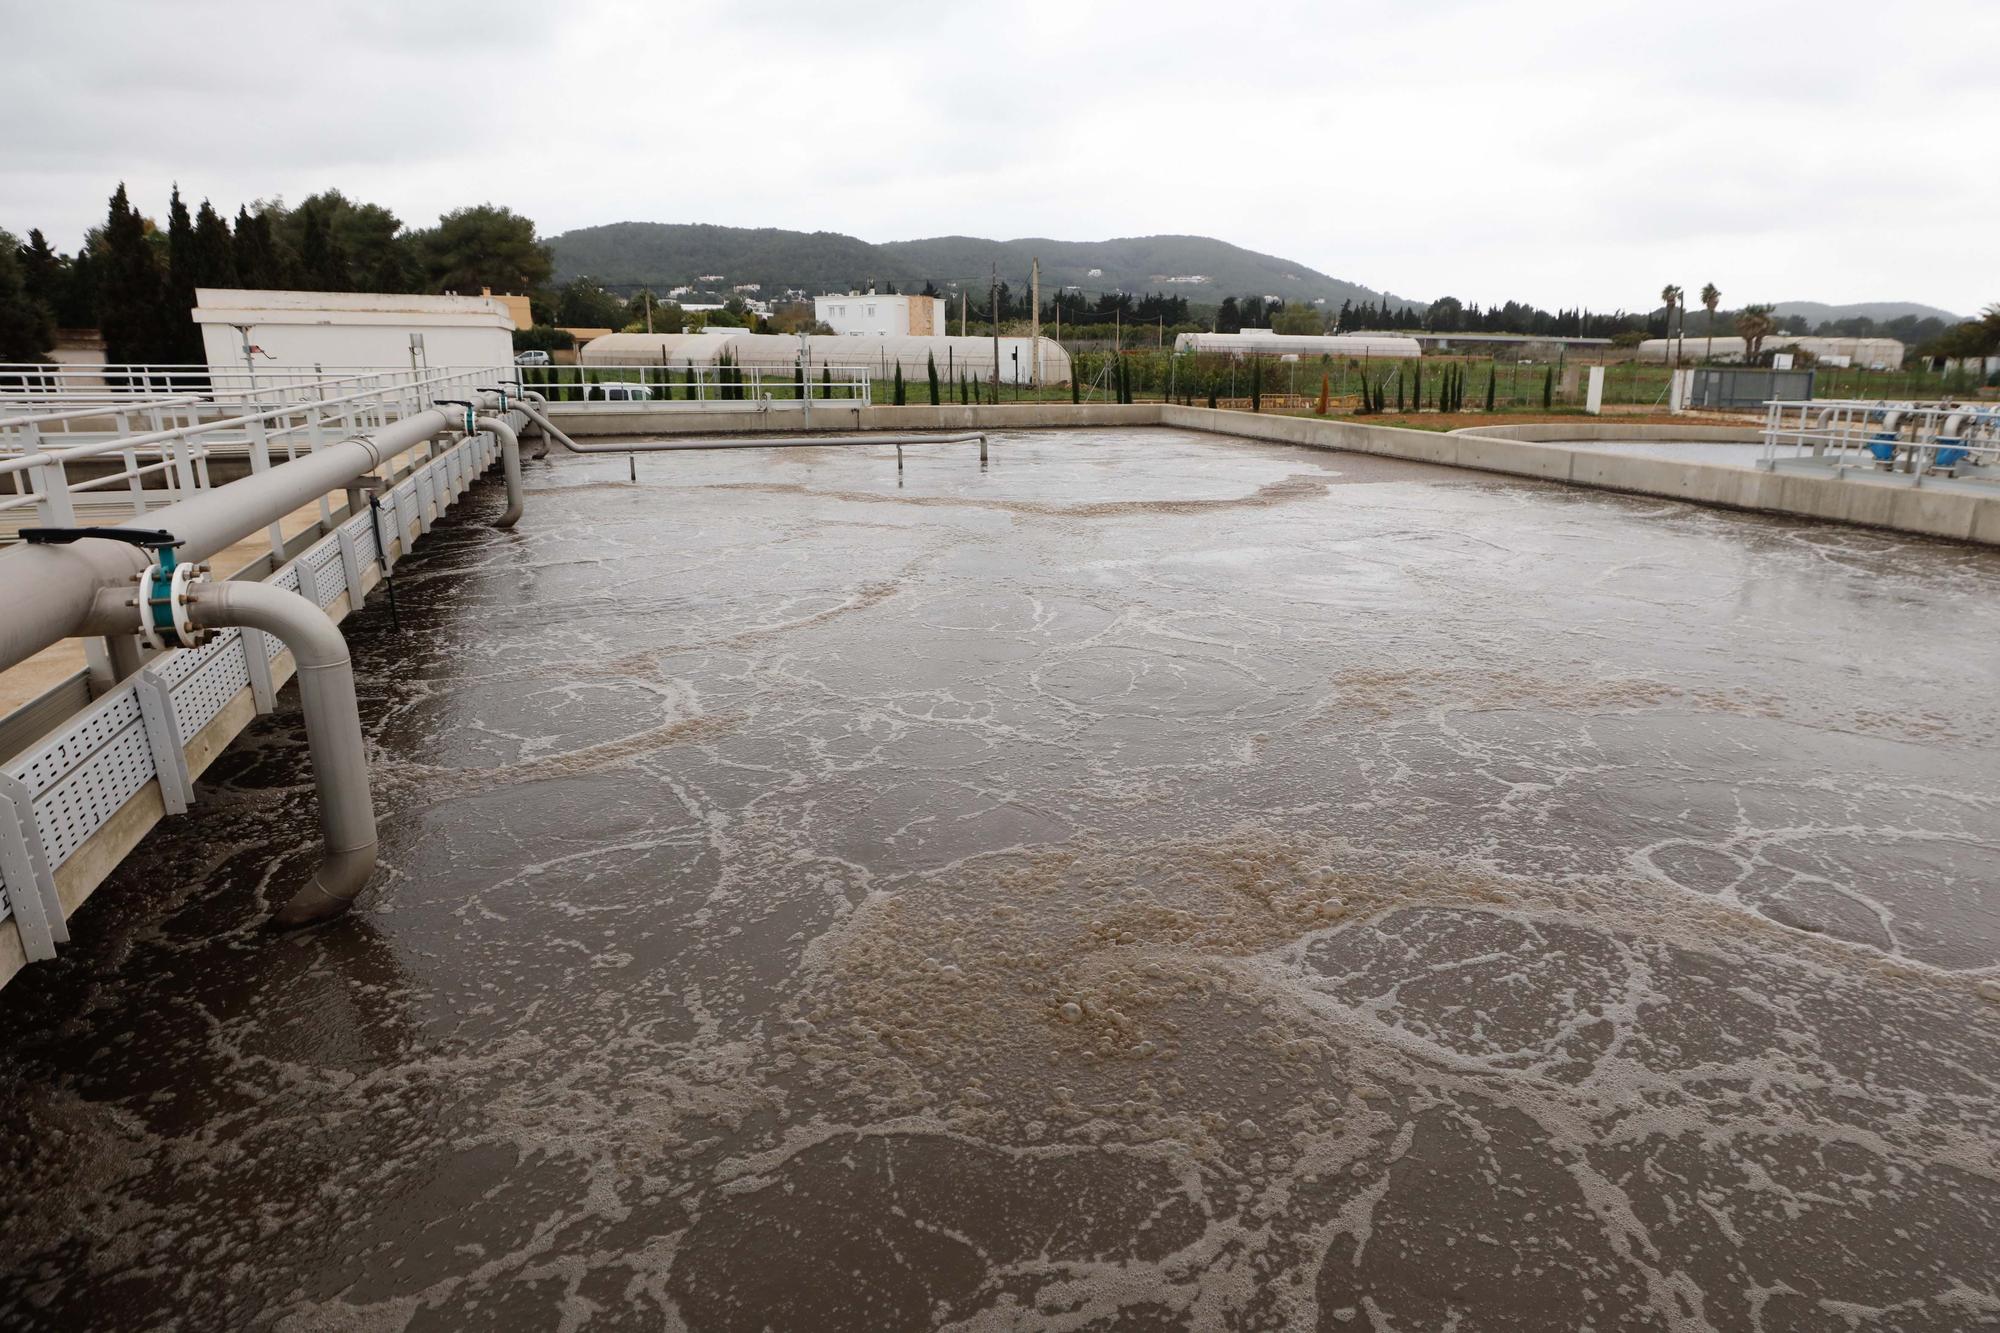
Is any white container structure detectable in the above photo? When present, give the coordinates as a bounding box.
[579,332,1071,385]
[1172,332,1422,360]
[192,289,519,378]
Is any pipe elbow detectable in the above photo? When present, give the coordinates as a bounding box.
[269,841,377,928]
[477,416,525,529]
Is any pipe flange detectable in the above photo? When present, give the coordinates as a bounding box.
[137,559,209,651]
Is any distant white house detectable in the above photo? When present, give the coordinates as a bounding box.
[191,288,517,372]
[815,291,947,337]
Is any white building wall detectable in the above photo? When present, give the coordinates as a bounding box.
[192,289,517,372]
[814,294,947,337]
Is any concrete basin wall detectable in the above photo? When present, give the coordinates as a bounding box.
[1453,422,1763,444]
[1162,406,1999,545]
[542,399,2000,546]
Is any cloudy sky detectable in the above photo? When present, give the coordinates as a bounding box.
[6,0,1992,314]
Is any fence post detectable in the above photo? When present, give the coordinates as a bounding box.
[0,772,66,959]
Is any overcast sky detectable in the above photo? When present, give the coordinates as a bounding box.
[7,0,1992,315]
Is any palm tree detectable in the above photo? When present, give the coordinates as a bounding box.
[1700,283,1721,362]
[1660,284,1684,364]
[1736,304,1777,361]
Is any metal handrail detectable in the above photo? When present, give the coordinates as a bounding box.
[1759,398,2000,480]
[0,365,506,476]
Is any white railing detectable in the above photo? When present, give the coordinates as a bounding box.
[0,364,517,547]
[0,363,436,417]
[1759,398,2000,482]
[516,361,871,407]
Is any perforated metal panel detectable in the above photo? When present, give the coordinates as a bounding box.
[149,625,235,689]
[5,689,145,795]
[169,631,251,739]
[32,716,155,867]
[305,539,346,609]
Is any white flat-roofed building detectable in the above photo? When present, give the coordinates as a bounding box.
[192,288,517,372]
[815,291,947,337]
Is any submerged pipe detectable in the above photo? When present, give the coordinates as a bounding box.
[518,392,566,458]
[477,416,525,528]
[548,432,989,455]
[184,581,377,926]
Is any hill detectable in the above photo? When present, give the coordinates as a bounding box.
[547,222,1417,310]
[1771,300,1963,325]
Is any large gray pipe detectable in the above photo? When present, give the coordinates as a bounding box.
[477,416,525,528]
[186,581,377,926]
[0,402,483,676]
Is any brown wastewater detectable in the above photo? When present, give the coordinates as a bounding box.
[1,427,1997,1330]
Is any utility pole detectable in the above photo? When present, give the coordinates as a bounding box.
[1029,257,1041,388]
[960,289,967,337]
[989,264,1000,404]
[644,291,653,334]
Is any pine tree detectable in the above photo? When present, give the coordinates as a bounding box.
[927,349,939,405]
[1542,366,1554,409]
[99,183,170,367]
[1071,370,1080,404]
[1484,365,1496,412]
[1249,358,1262,412]
[893,362,905,405]
[1412,358,1423,411]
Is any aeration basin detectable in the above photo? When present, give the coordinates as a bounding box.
[3,427,1997,1330]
